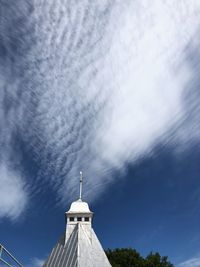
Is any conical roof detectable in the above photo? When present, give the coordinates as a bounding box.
[43,223,112,267]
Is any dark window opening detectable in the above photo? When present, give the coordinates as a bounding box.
[85,217,89,222]
[77,217,82,221]
[69,217,74,222]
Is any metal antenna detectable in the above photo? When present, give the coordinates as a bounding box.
[79,171,83,200]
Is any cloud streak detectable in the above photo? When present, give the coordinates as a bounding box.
[0,162,27,220]
[178,257,200,267]
[27,257,45,267]
[0,0,200,217]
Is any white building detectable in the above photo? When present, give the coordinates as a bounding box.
[43,173,112,267]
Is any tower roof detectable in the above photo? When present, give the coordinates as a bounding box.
[43,172,112,267]
[43,224,112,267]
[67,199,92,214]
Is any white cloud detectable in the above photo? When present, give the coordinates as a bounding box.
[1,0,200,206]
[178,257,200,267]
[93,0,199,168]
[27,258,45,267]
[0,162,28,220]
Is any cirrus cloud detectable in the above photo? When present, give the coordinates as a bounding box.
[0,0,200,215]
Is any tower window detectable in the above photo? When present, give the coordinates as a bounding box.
[77,217,82,222]
[69,217,74,222]
[85,217,89,222]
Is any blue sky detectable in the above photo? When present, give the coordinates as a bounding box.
[2,146,200,266]
[1,1,200,266]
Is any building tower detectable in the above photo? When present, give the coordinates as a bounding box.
[43,172,112,267]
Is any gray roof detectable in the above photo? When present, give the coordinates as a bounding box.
[43,223,111,267]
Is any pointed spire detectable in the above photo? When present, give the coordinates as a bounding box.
[79,171,83,200]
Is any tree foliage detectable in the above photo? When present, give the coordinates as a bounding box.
[105,248,174,267]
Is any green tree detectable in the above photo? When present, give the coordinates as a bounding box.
[105,248,145,267]
[105,248,174,267]
[145,252,173,267]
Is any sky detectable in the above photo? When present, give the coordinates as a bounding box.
[0,0,200,266]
